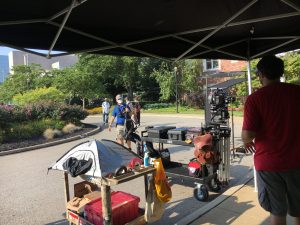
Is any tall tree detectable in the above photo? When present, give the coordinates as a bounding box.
[53,67,105,109]
[0,64,46,103]
[283,51,300,83]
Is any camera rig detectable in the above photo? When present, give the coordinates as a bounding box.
[202,88,235,184]
[208,88,236,124]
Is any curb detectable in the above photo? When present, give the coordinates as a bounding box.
[0,125,102,156]
[175,169,254,225]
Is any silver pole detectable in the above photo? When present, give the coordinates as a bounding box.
[247,61,258,192]
[174,67,178,113]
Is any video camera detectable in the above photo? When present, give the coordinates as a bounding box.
[209,88,235,124]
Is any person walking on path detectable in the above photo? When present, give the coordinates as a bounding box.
[241,55,300,225]
[134,98,141,125]
[101,98,110,124]
[109,94,132,149]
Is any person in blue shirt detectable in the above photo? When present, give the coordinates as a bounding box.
[108,94,132,149]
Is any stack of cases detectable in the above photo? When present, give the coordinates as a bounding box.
[167,128,188,141]
[84,191,140,225]
[147,126,176,139]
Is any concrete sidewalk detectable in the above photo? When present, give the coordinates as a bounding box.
[187,178,295,225]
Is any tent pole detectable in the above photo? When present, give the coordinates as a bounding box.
[246,61,252,95]
[247,60,258,192]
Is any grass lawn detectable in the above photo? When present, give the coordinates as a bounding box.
[142,105,244,117]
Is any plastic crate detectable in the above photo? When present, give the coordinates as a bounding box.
[84,191,140,225]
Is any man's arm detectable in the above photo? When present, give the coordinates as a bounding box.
[108,116,115,131]
[241,130,256,153]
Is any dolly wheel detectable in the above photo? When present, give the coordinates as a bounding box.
[193,185,209,201]
[208,177,221,192]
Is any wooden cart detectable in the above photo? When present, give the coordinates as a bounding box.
[63,166,156,225]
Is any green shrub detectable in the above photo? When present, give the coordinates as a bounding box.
[143,103,173,110]
[12,87,65,106]
[0,129,3,144]
[0,107,14,127]
[2,119,62,143]
[58,105,88,124]
[54,121,65,130]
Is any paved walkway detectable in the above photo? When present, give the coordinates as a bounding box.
[0,113,264,225]
[187,178,295,225]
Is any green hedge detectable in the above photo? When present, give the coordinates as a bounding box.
[0,102,88,124]
[143,103,173,110]
[2,119,64,143]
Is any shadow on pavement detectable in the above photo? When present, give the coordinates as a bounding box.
[44,219,68,225]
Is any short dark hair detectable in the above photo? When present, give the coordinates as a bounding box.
[256,55,284,80]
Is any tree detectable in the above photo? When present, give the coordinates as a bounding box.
[150,59,203,103]
[283,51,300,83]
[53,67,105,109]
[13,87,65,106]
[151,61,174,101]
[0,64,46,103]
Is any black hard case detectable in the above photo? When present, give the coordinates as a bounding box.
[167,128,187,141]
[147,126,176,139]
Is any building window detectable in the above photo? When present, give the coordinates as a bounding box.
[204,59,219,71]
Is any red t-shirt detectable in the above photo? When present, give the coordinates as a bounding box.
[243,82,300,171]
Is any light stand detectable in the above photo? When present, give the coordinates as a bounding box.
[174,66,179,113]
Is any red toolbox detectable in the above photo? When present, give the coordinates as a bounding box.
[84,191,140,225]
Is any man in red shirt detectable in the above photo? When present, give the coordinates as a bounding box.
[242,55,300,225]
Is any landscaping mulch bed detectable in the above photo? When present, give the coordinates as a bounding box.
[0,123,98,152]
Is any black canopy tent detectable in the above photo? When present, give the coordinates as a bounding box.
[1,0,299,208]
[0,0,299,61]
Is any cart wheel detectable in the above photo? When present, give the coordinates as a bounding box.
[193,185,209,201]
[208,177,221,192]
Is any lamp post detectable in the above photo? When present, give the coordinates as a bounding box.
[174,66,178,113]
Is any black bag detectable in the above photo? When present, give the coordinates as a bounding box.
[63,157,93,177]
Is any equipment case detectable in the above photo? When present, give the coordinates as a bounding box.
[147,126,176,139]
[167,128,187,141]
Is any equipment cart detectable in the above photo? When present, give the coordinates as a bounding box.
[62,167,155,225]
[49,139,156,225]
[140,126,231,202]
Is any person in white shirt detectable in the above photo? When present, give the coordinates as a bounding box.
[101,98,110,124]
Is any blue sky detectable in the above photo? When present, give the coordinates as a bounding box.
[0,47,15,55]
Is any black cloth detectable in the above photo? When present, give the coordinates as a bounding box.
[63,157,93,177]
